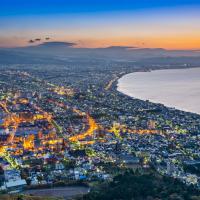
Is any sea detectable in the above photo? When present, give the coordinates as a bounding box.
[117,67,200,115]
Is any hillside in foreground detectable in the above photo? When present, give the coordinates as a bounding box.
[81,170,200,200]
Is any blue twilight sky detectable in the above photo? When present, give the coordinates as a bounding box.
[0,0,200,49]
[1,0,200,15]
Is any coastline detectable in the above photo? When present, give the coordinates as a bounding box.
[116,67,200,115]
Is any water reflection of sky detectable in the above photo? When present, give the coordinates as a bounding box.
[118,68,200,114]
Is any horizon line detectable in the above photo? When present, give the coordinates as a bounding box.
[1,41,200,51]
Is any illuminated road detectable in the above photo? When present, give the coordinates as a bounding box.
[105,75,118,91]
[48,99,99,144]
[69,113,98,142]
[0,101,53,168]
[0,101,9,113]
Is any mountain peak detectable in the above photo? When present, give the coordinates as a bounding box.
[37,41,76,48]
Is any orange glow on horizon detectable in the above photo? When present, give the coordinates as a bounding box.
[1,35,200,50]
[73,35,200,50]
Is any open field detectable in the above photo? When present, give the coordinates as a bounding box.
[23,186,89,199]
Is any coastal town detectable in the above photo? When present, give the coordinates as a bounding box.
[2,0,200,199]
[0,62,200,196]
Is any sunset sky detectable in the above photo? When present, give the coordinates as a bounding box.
[1,0,200,49]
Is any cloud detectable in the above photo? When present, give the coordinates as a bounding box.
[28,39,35,43]
[35,38,41,42]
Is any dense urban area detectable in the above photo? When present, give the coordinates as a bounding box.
[0,60,200,199]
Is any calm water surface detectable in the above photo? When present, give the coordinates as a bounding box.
[117,68,200,114]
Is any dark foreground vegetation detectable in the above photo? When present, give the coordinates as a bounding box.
[81,170,200,200]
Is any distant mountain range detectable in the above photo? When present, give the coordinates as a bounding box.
[1,42,200,65]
